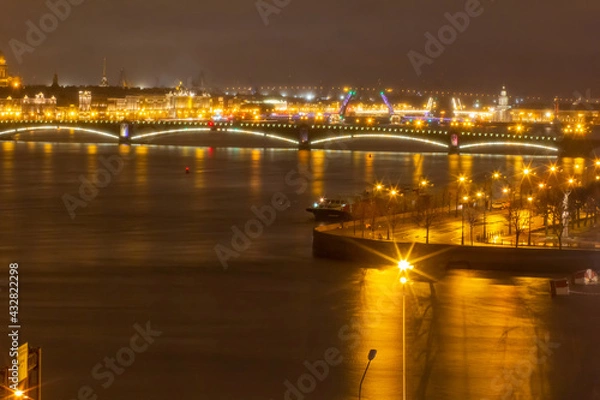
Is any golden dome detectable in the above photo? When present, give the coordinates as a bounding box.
[0,51,6,65]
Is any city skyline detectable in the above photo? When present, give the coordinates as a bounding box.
[0,0,599,95]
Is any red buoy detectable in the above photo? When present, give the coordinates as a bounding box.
[185,167,190,174]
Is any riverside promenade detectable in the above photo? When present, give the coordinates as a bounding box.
[313,208,600,275]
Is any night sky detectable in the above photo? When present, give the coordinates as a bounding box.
[1,0,599,95]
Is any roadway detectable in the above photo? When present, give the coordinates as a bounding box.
[334,206,583,249]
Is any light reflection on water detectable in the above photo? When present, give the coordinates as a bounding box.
[0,140,597,400]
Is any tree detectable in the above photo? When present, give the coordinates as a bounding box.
[384,196,403,240]
[536,187,572,249]
[412,194,444,244]
[351,198,368,238]
[368,197,383,238]
[506,203,527,248]
[465,207,480,246]
[571,186,591,228]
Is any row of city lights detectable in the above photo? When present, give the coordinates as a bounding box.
[225,86,577,102]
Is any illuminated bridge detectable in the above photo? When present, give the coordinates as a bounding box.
[0,119,590,156]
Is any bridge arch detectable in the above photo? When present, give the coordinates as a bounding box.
[459,142,559,153]
[131,127,299,145]
[0,125,119,140]
[310,133,449,150]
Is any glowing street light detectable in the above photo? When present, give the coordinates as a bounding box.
[398,260,414,271]
[455,175,468,217]
[14,390,24,398]
[398,259,413,400]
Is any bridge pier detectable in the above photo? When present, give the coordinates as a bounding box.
[448,131,460,155]
[119,122,132,144]
[298,124,311,150]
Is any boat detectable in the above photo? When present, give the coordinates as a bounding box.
[306,197,353,221]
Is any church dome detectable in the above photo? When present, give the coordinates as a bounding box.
[0,51,6,65]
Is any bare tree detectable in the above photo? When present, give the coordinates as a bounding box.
[412,194,444,244]
[351,198,368,238]
[537,187,572,249]
[506,203,527,248]
[465,207,480,246]
[384,196,403,240]
[369,197,383,238]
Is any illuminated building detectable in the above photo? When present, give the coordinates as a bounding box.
[0,51,22,89]
[79,91,92,112]
[22,93,57,118]
[0,96,21,119]
[493,86,511,122]
[166,82,212,119]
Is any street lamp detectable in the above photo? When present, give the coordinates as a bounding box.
[477,191,487,241]
[387,190,398,240]
[527,196,533,246]
[521,168,531,206]
[488,172,503,210]
[358,349,378,400]
[461,195,468,245]
[398,260,413,400]
[455,175,466,217]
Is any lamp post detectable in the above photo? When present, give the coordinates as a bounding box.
[477,191,486,241]
[398,260,413,400]
[461,195,468,245]
[527,196,533,246]
[489,172,501,211]
[521,168,531,207]
[358,349,377,400]
[419,178,429,195]
[455,175,466,217]
[387,190,398,240]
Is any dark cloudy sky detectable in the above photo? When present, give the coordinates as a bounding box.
[1,0,599,96]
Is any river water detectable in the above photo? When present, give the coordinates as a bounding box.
[0,134,598,400]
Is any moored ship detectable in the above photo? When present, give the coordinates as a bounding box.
[306,197,353,221]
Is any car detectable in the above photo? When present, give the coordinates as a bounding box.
[491,201,509,209]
